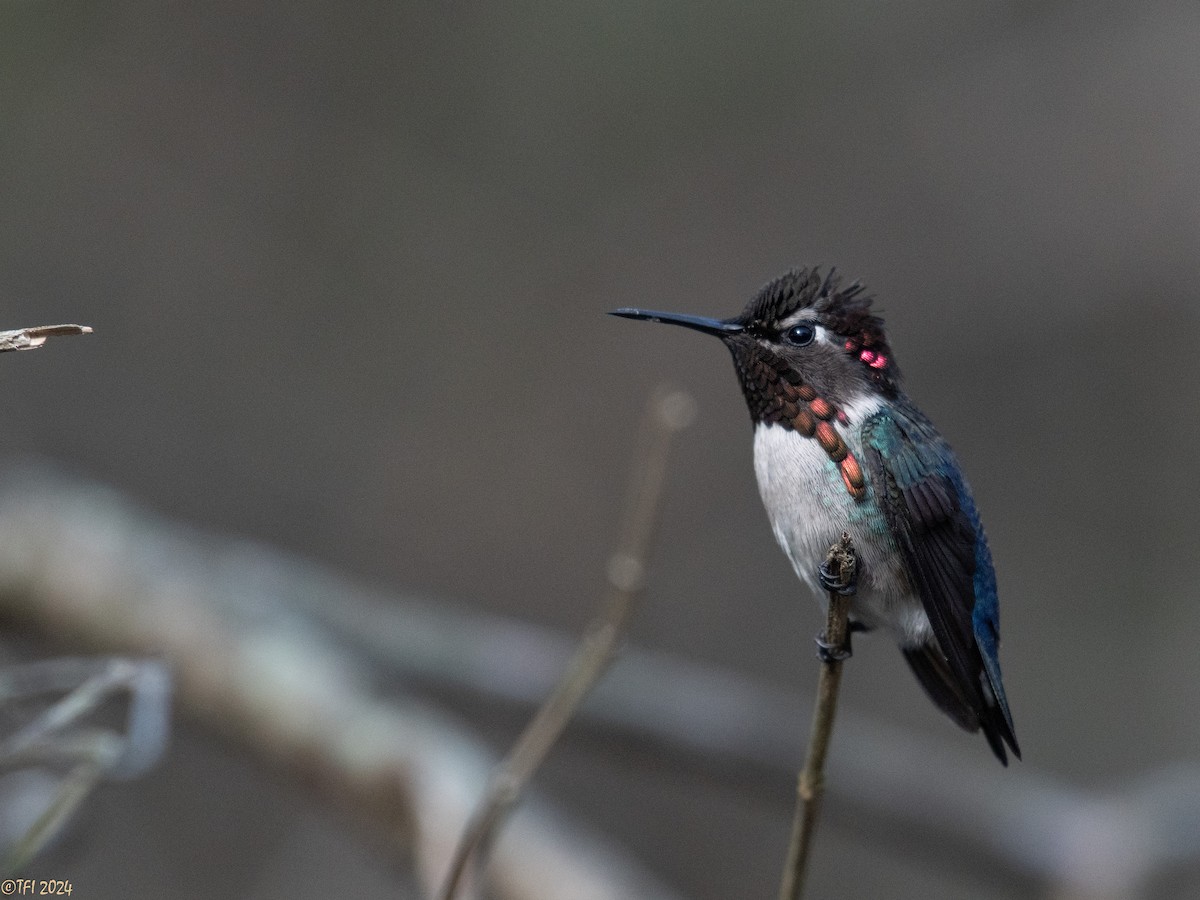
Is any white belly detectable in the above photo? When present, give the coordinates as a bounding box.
[751,408,932,646]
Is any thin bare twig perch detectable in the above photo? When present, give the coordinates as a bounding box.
[778,532,856,900]
[438,385,696,900]
[0,325,91,353]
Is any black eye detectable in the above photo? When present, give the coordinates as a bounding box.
[784,323,816,346]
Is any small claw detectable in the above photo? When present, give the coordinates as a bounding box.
[819,557,858,595]
[815,630,852,662]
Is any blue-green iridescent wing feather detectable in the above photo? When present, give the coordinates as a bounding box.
[861,408,1019,763]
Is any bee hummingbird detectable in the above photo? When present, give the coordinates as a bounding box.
[611,267,1019,764]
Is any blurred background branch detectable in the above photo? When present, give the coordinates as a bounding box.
[0,325,90,354]
[440,386,694,899]
[0,655,168,873]
[1,462,1199,899]
[0,461,684,900]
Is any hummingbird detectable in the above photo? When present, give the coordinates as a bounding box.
[611,267,1019,764]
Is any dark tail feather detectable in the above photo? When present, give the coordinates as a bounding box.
[902,644,1020,766]
[978,642,1021,762]
[902,644,980,733]
[980,670,1021,764]
[982,719,1010,766]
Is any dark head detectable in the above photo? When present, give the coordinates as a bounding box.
[611,267,901,427]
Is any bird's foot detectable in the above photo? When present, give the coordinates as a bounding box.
[819,533,858,595]
[815,630,852,663]
[815,533,858,662]
[819,556,858,595]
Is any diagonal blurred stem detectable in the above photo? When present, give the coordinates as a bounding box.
[437,384,696,900]
[3,759,105,875]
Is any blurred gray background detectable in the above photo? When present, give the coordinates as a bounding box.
[2,1,1199,898]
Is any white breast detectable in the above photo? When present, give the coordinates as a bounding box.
[753,422,844,596]
[751,394,932,645]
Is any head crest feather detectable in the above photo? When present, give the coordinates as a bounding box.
[738,266,900,392]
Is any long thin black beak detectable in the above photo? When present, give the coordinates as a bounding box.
[609,308,744,337]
